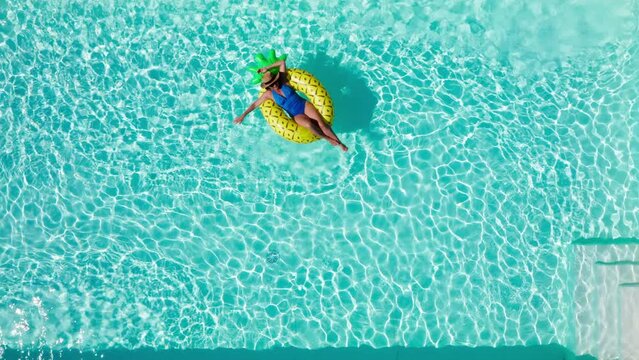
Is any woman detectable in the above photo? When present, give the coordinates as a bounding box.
[233,59,348,152]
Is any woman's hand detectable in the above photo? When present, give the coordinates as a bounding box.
[234,93,269,126]
[258,60,284,74]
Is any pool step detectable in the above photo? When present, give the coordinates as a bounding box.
[620,285,639,360]
[573,238,639,246]
[570,242,639,360]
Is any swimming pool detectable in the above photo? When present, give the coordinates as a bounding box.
[1,0,638,359]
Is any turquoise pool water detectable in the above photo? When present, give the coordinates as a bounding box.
[1,0,638,357]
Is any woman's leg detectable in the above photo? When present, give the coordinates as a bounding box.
[293,114,338,146]
[304,102,348,151]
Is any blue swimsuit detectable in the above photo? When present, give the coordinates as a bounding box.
[272,84,306,117]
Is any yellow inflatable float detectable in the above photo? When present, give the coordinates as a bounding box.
[247,51,334,144]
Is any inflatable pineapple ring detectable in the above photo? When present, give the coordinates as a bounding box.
[247,50,334,144]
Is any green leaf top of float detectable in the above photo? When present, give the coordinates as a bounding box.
[246,49,288,85]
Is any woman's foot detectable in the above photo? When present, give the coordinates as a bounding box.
[327,136,348,152]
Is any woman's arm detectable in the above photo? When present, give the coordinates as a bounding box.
[258,60,286,74]
[233,91,272,124]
